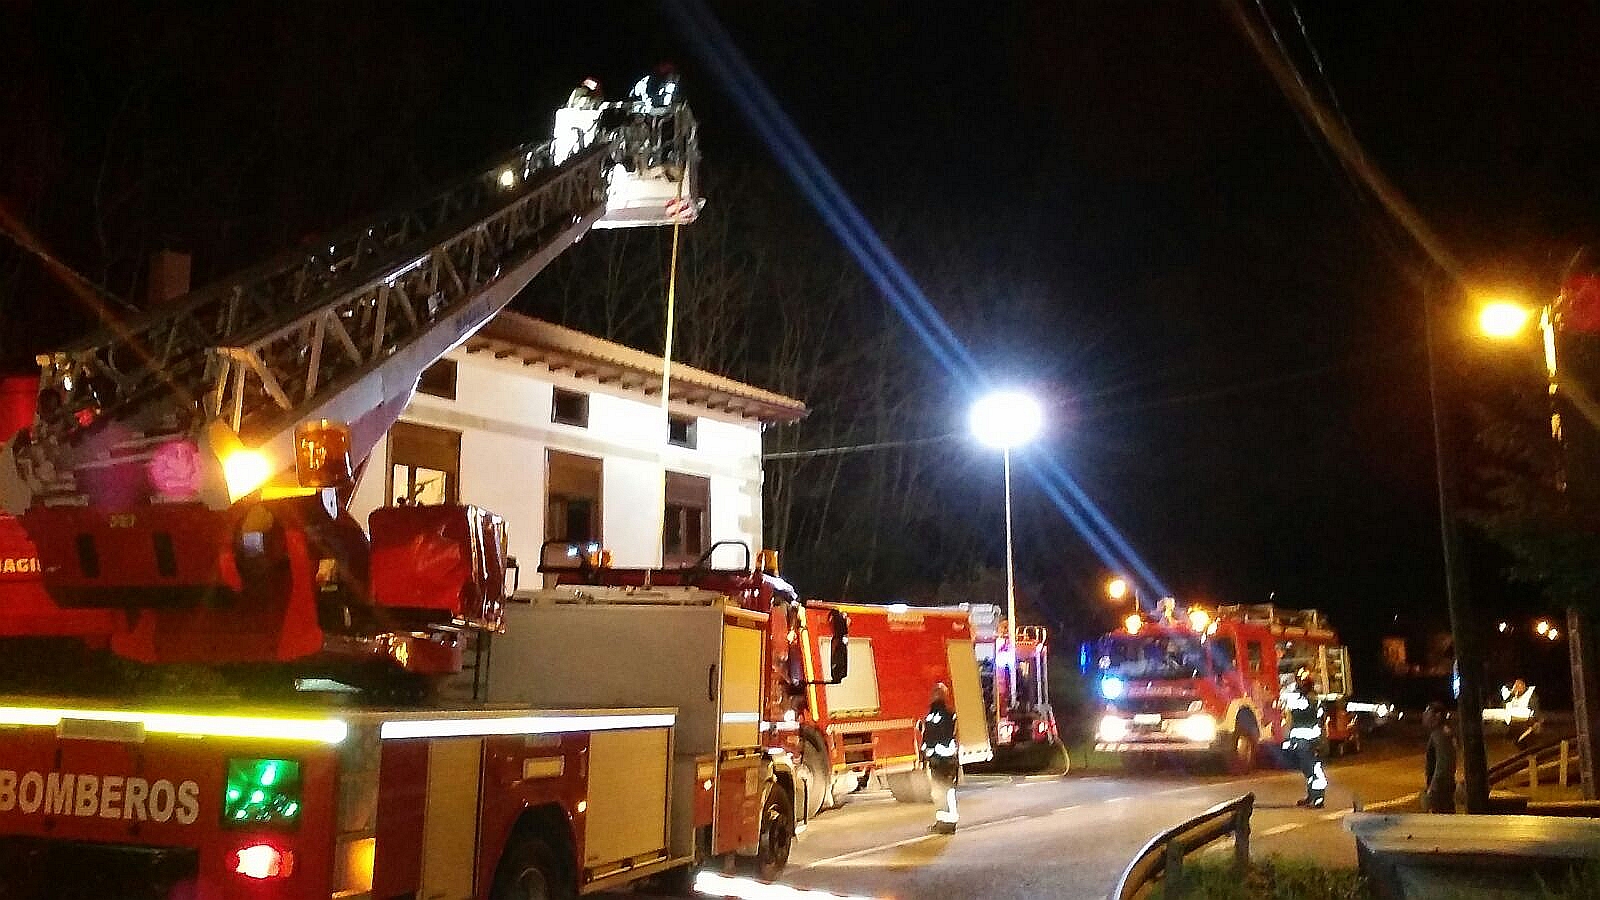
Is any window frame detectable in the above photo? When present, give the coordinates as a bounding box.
[668,414,698,449]
[551,388,590,428]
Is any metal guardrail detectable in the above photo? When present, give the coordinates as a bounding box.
[1108,792,1254,900]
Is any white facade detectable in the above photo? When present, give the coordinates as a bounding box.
[347,313,804,572]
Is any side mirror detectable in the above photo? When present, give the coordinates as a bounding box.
[828,608,850,683]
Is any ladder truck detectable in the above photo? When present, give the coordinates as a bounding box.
[0,93,802,899]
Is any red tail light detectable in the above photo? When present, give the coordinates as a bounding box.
[233,844,294,880]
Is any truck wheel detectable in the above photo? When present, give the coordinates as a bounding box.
[886,769,931,803]
[1224,728,1258,775]
[798,734,831,818]
[491,832,572,900]
[755,784,795,881]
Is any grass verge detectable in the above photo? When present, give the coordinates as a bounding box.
[1149,857,1368,900]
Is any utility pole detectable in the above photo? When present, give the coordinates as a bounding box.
[1423,289,1491,812]
[1549,299,1600,799]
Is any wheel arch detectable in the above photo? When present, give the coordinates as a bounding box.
[488,801,577,896]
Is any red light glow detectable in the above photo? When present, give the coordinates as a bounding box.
[233,844,293,880]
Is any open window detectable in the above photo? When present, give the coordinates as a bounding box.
[387,421,460,506]
[546,451,602,546]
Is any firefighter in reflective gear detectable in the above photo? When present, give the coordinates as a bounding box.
[1283,676,1327,808]
[1502,679,1541,748]
[920,682,960,833]
[630,63,681,110]
[566,77,603,109]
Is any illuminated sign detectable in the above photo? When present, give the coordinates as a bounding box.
[0,557,40,576]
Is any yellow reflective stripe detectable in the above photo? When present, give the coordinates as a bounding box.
[0,706,348,744]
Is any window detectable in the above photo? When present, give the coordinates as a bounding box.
[417,359,457,400]
[387,422,460,506]
[1246,641,1264,673]
[668,414,697,448]
[1207,637,1237,674]
[662,471,710,564]
[552,388,589,427]
[546,451,602,546]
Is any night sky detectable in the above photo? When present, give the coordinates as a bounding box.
[4,2,1599,690]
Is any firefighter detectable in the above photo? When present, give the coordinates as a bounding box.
[1283,675,1327,808]
[1501,679,1541,748]
[920,682,960,834]
[1422,701,1458,813]
[630,63,681,110]
[566,77,603,110]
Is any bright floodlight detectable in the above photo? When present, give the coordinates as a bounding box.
[969,390,1043,450]
[1106,577,1129,601]
[1478,301,1534,339]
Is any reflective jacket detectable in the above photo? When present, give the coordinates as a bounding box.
[1285,687,1323,741]
[922,701,958,759]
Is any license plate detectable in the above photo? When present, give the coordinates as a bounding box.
[1133,713,1161,726]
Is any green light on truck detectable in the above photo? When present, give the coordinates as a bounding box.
[223,758,302,830]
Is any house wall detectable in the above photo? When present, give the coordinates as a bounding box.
[347,347,767,570]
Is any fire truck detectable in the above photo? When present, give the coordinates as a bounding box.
[1090,602,1356,772]
[538,550,993,818]
[969,604,1065,770]
[0,89,806,897]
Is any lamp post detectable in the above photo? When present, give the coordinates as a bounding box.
[970,390,1043,711]
[1423,290,1492,812]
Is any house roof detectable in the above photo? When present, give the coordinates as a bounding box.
[462,311,807,424]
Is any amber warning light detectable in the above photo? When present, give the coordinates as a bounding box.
[294,419,353,488]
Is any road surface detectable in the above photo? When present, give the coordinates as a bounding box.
[773,746,1427,900]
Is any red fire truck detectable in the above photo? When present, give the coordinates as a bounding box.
[0,91,803,897]
[538,549,993,818]
[1091,602,1356,772]
[969,603,1065,770]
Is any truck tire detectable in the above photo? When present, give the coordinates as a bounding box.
[491,832,573,900]
[755,784,795,881]
[886,769,931,803]
[1224,718,1259,775]
[798,733,831,818]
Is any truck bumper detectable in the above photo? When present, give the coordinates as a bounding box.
[1095,740,1214,753]
[0,837,198,900]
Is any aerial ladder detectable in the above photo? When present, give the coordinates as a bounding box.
[0,96,701,686]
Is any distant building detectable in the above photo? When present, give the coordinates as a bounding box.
[347,311,805,571]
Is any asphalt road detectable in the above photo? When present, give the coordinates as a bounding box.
[771,743,1430,900]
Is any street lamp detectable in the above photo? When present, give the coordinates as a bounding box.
[970,390,1043,711]
[1478,300,1534,340]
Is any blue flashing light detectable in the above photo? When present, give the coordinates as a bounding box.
[1100,676,1126,701]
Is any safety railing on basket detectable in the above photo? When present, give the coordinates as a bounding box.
[1107,792,1254,900]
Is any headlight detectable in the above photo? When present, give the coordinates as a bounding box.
[1100,676,1126,700]
[1098,715,1129,742]
[1179,713,1217,744]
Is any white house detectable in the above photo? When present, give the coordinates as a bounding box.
[347,311,806,573]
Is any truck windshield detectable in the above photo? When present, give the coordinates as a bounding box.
[1097,635,1207,680]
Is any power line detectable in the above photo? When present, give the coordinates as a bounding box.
[763,432,960,461]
